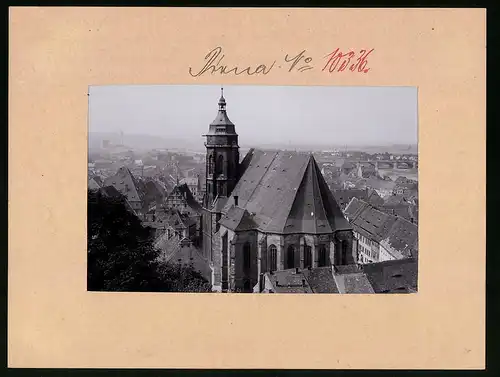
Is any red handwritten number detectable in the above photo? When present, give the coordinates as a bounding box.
[322,48,340,72]
[339,51,354,72]
[355,49,374,73]
[324,48,374,73]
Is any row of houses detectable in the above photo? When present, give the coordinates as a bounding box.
[89,166,204,249]
[259,258,418,293]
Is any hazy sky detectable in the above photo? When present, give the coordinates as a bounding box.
[89,85,417,146]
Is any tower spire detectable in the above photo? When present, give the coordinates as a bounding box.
[218,86,226,111]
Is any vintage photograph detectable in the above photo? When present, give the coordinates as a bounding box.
[88,85,418,294]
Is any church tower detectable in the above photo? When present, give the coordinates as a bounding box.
[203,88,240,206]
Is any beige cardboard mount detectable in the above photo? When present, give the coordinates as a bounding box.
[9,7,485,369]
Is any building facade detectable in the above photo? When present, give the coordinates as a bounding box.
[201,90,356,292]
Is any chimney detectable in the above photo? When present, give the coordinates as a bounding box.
[234,196,239,206]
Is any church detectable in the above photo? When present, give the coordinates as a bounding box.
[201,89,357,292]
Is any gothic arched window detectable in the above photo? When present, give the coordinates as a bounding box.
[287,245,295,269]
[243,242,251,271]
[304,245,312,269]
[318,245,327,267]
[216,155,224,175]
[269,244,277,272]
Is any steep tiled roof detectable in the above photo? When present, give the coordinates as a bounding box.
[266,269,314,293]
[379,203,418,224]
[334,188,383,209]
[221,150,350,234]
[363,258,418,293]
[262,259,417,294]
[303,267,339,293]
[98,185,123,199]
[346,199,418,258]
[142,179,167,208]
[344,197,369,220]
[333,272,375,293]
[219,206,258,231]
[382,217,418,259]
[347,199,396,242]
[367,189,384,206]
[334,189,366,208]
[385,195,406,206]
[103,166,144,203]
[98,186,136,213]
[88,177,102,190]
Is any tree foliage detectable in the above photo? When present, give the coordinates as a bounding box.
[87,189,211,292]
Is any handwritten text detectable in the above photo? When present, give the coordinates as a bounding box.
[188,47,374,77]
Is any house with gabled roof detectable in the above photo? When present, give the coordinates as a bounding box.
[344,197,418,264]
[103,166,144,213]
[165,183,203,217]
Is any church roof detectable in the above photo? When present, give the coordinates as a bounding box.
[220,149,351,234]
[219,206,258,231]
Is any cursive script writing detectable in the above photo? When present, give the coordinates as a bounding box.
[188,47,374,77]
[188,47,276,77]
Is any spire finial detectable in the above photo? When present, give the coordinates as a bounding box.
[218,86,226,110]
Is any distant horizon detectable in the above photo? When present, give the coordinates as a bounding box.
[89,85,418,147]
[89,130,417,153]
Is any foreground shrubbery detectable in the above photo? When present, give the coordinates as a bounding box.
[87,189,211,292]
